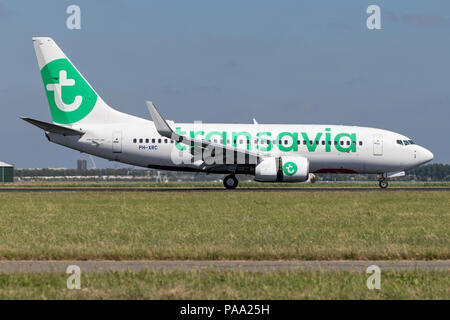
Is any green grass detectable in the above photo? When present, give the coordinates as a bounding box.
[0,191,448,260]
[0,270,447,299]
[1,181,450,188]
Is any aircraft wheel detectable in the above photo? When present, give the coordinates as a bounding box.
[223,175,238,189]
[379,180,388,189]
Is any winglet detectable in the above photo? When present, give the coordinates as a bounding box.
[146,101,173,137]
[145,101,261,163]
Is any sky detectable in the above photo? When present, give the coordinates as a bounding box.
[0,0,449,168]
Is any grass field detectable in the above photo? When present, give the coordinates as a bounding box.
[0,191,448,260]
[1,181,450,188]
[0,270,447,299]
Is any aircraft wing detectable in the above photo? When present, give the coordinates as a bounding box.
[146,101,261,164]
[21,117,85,136]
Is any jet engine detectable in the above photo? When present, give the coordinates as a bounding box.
[254,156,309,182]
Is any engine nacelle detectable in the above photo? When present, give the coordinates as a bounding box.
[254,156,309,182]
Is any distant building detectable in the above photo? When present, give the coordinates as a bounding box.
[77,159,87,170]
[0,161,14,182]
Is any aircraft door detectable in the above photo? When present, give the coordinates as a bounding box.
[373,134,383,156]
[112,131,122,153]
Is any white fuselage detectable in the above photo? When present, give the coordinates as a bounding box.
[46,114,434,176]
[30,37,433,180]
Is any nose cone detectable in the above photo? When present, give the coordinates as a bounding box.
[418,147,434,165]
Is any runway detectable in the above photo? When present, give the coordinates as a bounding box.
[0,260,448,273]
[0,187,449,193]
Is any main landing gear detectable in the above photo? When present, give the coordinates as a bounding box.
[378,178,388,189]
[223,175,239,189]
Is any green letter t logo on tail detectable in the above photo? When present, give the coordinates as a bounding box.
[41,58,97,124]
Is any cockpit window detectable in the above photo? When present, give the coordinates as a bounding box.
[398,139,416,146]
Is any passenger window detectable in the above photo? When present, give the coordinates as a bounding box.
[152,139,155,143]
[297,140,300,145]
[158,139,161,143]
[145,138,149,143]
[328,141,332,145]
[346,141,350,146]
[164,139,168,143]
[139,138,143,143]
[239,140,243,144]
[133,138,137,143]
[247,140,250,144]
[233,140,237,144]
[315,140,319,145]
[352,141,356,145]
[309,140,312,145]
[340,141,344,146]
[321,140,325,145]
[359,141,363,146]
[284,140,288,145]
[334,141,338,145]
[303,140,306,145]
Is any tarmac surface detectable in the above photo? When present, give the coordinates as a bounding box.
[0,187,449,192]
[0,260,448,273]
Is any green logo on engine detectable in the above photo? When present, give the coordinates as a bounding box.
[283,162,298,176]
[40,58,97,124]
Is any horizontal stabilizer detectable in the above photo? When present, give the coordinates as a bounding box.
[21,117,84,135]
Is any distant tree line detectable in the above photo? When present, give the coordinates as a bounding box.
[405,163,450,181]
[318,163,450,181]
[14,163,450,181]
[15,168,150,177]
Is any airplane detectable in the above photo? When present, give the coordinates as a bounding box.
[23,37,434,189]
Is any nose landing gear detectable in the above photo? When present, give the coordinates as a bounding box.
[223,175,239,189]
